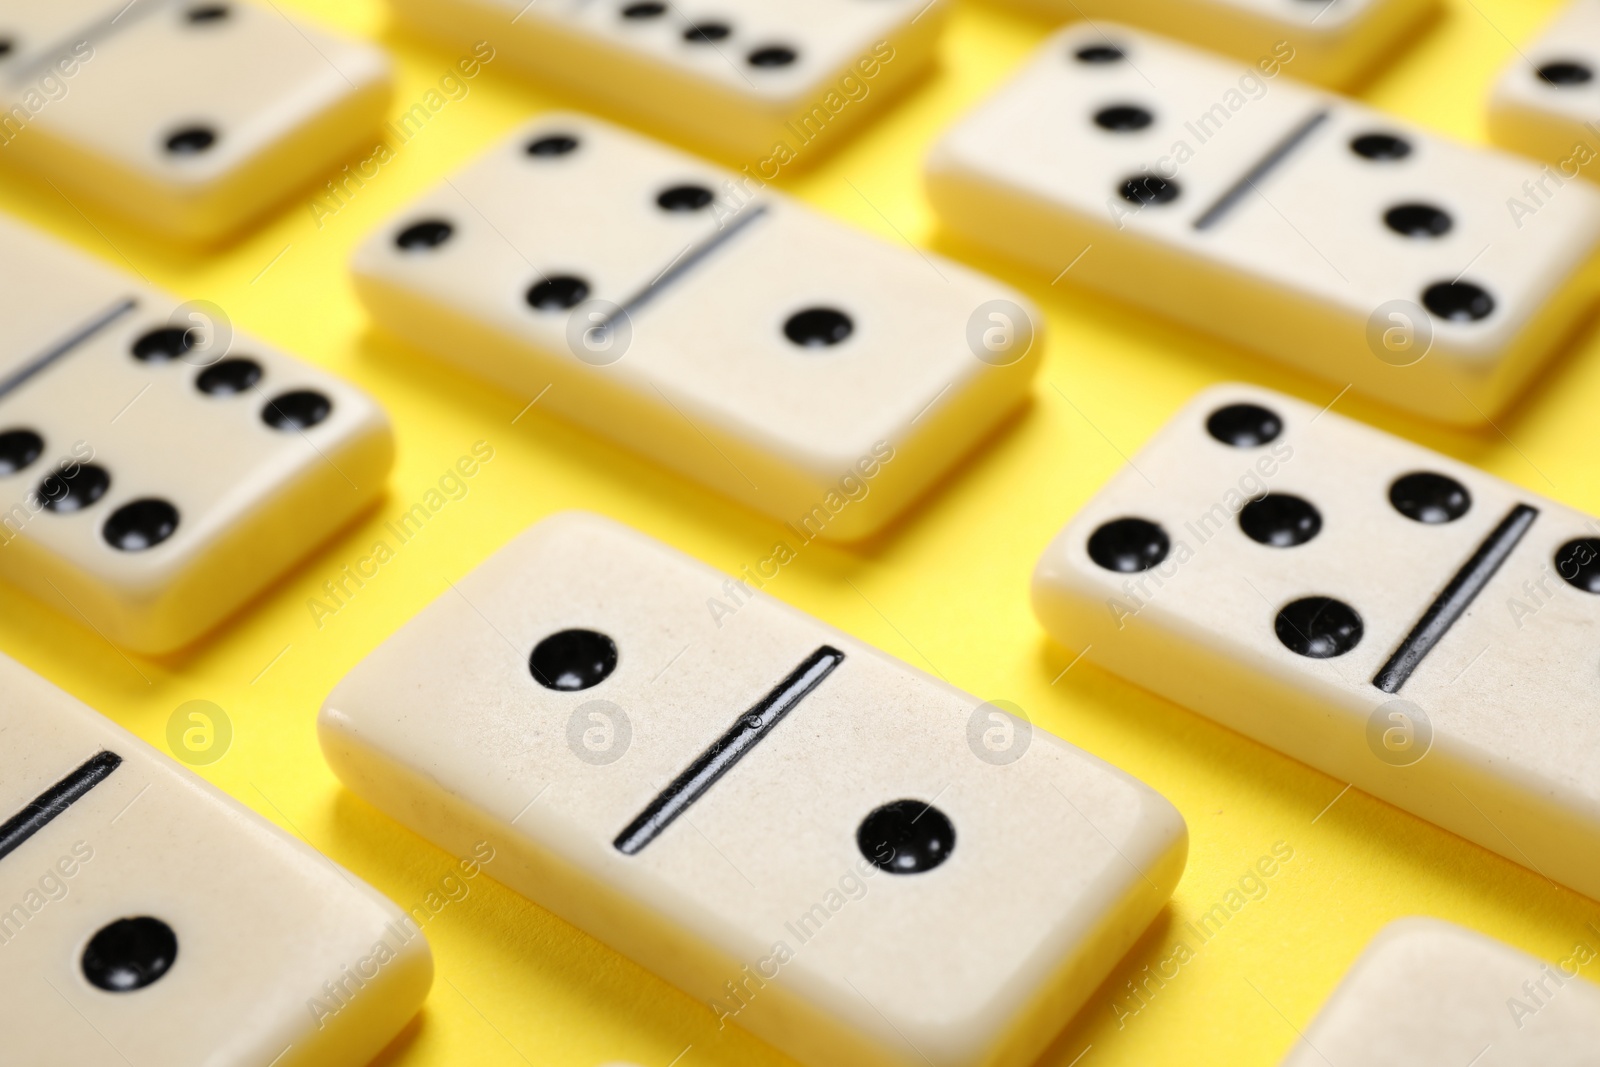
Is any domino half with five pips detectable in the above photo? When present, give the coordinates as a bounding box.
[1279,918,1600,1065]
[0,0,392,242]
[387,0,944,164]
[0,652,432,1066]
[1033,383,1600,900]
[319,511,1187,1067]
[0,215,393,654]
[927,23,1600,425]
[353,113,1040,541]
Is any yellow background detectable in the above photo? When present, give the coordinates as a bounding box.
[4,0,1599,1063]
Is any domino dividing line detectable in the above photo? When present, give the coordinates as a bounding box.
[0,297,138,402]
[596,203,771,332]
[1373,504,1539,693]
[614,645,844,855]
[1193,110,1331,232]
[0,750,123,863]
[6,0,176,85]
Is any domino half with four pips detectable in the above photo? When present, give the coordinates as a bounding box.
[0,216,393,654]
[0,652,432,1066]
[353,114,1040,541]
[319,511,1187,1067]
[0,0,392,242]
[927,23,1600,425]
[387,0,943,163]
[1034,383,1600,899]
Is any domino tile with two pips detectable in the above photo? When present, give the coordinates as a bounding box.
[318,510,1188,1067]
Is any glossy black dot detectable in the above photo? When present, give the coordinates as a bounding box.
[261,390,332,431]
[1240,494,1322,548]
[132,327,192,363]
[195,358,262,396]
[748,45,797,67]
[1087,517,1169,573]
[0,38,13,59]
[1350,133,1412,161]
[83,917,178,992]
[858,800,955,874]
[782,308,853,348]
[1384,203,1452,238]
[395,219,454,250]
[621,0,665,15]
[1206,403,1282,447]
[527,134,579,157]
[1095,105,1153,132]
[1120,175,1180,205]
[1556,538,1600,593]
[527,275,591,311]
[185,4,230,22]
[164,126,217,155]
[1422,281,1495,322]
[530,629,618,691]
[657,184,715,212]
[103,499,179,551]
[684,22,730,42]
[1074,44,1124,63]
[0,430,44,475]
[1538,61,1593,86]
[1389,472,1471,524]
[40,464,110,513]
[1275,597,1363,659]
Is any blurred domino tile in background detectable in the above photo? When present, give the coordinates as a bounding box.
[0,0,391,242]
[384,0,943,164]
